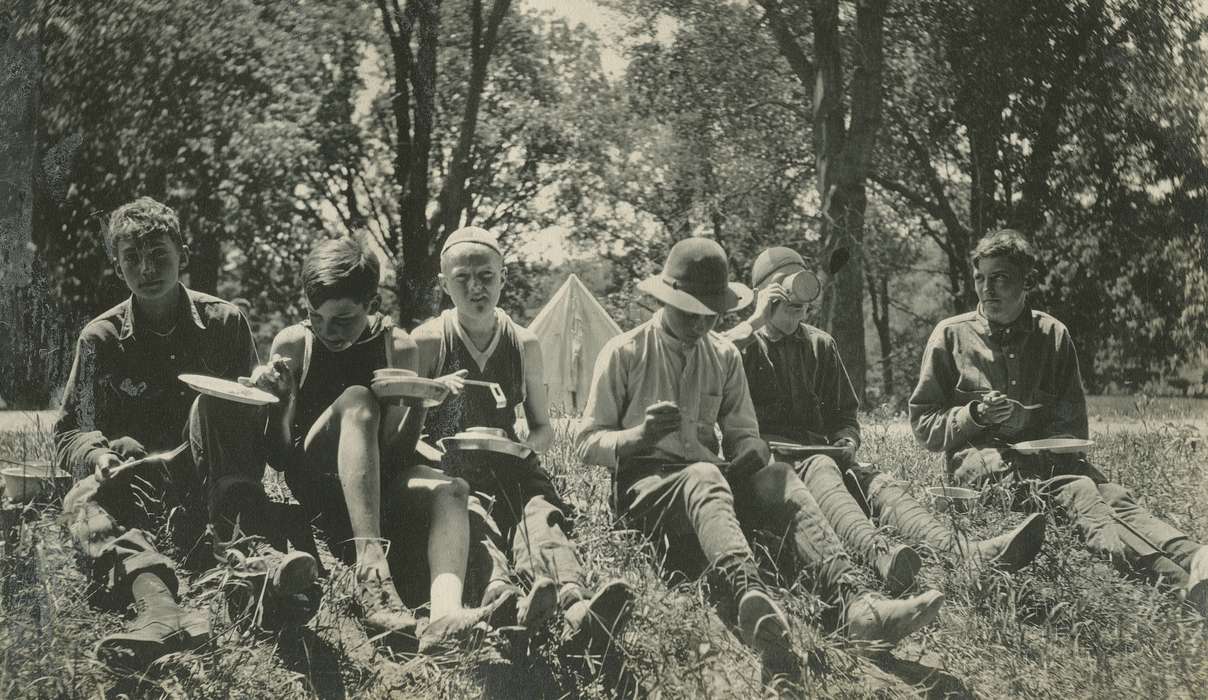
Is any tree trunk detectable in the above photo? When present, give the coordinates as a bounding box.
[867,268,893,398]
[1,3,76,408]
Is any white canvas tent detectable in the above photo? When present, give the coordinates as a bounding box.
[528,274,623,414]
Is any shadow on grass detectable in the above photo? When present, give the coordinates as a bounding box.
[870,653,974,699]
[277,626,350,699]
[476,628,646,699]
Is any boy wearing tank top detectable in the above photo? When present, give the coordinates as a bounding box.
[246,238,495,652]
[413,226,633,653]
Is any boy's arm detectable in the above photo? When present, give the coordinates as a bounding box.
[1052,328,1090,439]
[55,331,120,480]
[820,336,862,448]
[518,328,554,453]
[718,284,789,350]
[411,323,442,379]
[908,326,988,452]
[379,328,426,457]
[718,348,770,465]
[259,327,306,470]
[574,340,645,471]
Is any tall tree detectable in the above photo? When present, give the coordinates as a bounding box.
[754,0,888,400]
[875,0,1208,386]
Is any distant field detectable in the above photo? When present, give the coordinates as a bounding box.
[1,399,1206,698]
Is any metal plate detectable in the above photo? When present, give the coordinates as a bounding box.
[437,435,532,460]
[371,377,449,407]
[1010,438,1094,455]
[767,441,853,460]
[178,374,279,405]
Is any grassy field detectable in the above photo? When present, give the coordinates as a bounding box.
[1,399,1206,699]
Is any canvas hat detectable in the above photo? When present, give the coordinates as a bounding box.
[750,247,821,303]
[441,226,504,259]
[637,238,753,315]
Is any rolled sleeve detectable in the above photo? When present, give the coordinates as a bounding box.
[54,332,114,479]
[821,337,862,447]
[574,340,628,470]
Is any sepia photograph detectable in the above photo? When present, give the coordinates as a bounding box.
[1,0,1206,697]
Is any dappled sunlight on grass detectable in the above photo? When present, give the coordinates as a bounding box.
[1,402,1205,697]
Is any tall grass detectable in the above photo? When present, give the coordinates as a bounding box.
[1,403,1206,698]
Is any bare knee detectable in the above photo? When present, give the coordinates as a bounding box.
[333,385,381,425]
[432,476,470,504]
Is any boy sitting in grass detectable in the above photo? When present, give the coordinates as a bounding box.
[56,197,319,672]
[910,228,1208,615]
[575,238,945,689]
[413,226,633,652]
[726,246,1045,591]
[246,237,496,652]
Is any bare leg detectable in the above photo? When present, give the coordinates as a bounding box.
[307,386,391,574]
[402,464,471,619]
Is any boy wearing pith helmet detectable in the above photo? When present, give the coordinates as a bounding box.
[56,197,318,672]
[576,238,943,688]
[726,247,1045,588]
[910,228,1208,613]
[412,226,634,652]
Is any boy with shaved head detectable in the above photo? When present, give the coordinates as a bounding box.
[412,226,633,652]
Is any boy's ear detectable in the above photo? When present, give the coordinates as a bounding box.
[437,272,450,296]
[368,295,381,314]
[112,257,126,281]
[499,264,507,287]
[178,244,190,270]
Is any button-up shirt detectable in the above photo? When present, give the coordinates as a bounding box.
[909,305,1088,458]
[574,310,765,470]
[54,285,258,479]
[723,321,861,447]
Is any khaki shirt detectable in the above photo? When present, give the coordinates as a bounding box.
[575,310,764,470]
[909,306,1088,460]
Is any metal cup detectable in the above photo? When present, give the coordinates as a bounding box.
[784,270,821,303]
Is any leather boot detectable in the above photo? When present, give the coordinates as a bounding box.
[221,540,320,631]
[845,589,945,650]
[873,544,922,595]
[737,590,802,690]
[95,571,210,671]
[1184,545,1208,617]
[562,579,635,655]
[968,513,1046,572]
[352,566,418,640]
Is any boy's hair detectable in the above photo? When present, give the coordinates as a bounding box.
[105,197,184,259]
[301,238,381,308]
[971,228,1036,273]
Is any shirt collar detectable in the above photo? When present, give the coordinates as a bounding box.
[975,303,1035,342]
[651,309,701,354]
[117,284,205,340]
[757,322,808,344]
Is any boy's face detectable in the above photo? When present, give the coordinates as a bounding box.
[764,271,810,336]
[661,304,718,345]
[973,255,1027,324]
[439,245,505,318]
[113,233,186,302]
[307,296,377,352]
